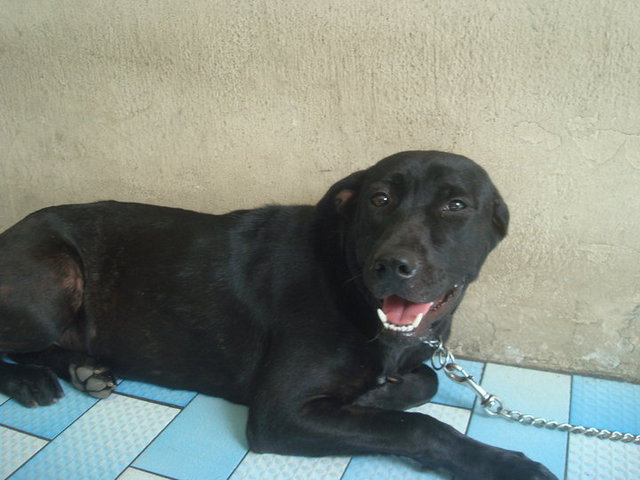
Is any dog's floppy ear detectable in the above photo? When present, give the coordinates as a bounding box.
[492,193,509,242]
[316,169,367,217]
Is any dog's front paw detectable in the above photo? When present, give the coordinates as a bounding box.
[69,362,116,399]
[486,450,557,480]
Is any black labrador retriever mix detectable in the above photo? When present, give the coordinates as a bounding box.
[0,151,555,479]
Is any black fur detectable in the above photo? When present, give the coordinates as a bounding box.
[0,151,555,479]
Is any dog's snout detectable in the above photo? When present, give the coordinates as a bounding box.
[373,251,419,280]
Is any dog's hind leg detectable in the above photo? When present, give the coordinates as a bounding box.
[0,218,90,406]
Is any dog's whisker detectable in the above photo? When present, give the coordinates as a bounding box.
[342,272,363,287]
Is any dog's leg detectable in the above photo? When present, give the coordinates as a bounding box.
[0,225,90,406]
[9,346,117,400]
[247,393,557,479]
[354,363,438,410]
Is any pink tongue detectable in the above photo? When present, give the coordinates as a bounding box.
[382,295,434,325]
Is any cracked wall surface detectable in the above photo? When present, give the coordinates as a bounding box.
[1,1,639,382]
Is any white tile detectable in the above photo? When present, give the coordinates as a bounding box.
[0,426,47,479]
[118,467,170,480]
[567,434,640,480]
[230,453,350,480]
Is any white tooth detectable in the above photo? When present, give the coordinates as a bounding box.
[384,322,416,333]
[378,309,423,333]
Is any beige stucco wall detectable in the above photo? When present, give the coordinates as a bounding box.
[1,1,638,382]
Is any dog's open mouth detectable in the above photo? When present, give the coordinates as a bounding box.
[377,284,462,334]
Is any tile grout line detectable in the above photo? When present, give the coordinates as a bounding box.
[463,361,486,435]
[1,386,99,480]
[112,390,191,410]
[0,422,50,442]
[1,432,47,480]
[5,396,105,480]
[563,375,574,480]
[16,396,101,441]
[116,466,179,480]
[4,449,47,480]
[121,393,200,478]
[225,449,251,480]
[337,457,355,480]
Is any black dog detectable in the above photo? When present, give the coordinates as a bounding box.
[0,151,555,479]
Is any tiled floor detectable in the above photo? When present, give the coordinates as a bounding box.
[1,360,638,480]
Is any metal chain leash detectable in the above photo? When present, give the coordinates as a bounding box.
[424,338,640,445]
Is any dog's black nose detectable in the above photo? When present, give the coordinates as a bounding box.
[373,251,418,280]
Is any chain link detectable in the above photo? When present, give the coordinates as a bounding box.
[497,407,640,444]
[424,337,640,445]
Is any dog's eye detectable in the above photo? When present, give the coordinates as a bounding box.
[444,199,467,212]
[370,192,390,207]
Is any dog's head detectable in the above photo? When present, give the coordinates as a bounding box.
[317,151,509,339]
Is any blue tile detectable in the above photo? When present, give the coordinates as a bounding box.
[430,358,484,409]
[10,395,178,480]
[342,455,449,480]
[466,364,570,480]
[116,380,197,407]
[133,394,249,480]
[571,375,640,435]
[0,379,99,439]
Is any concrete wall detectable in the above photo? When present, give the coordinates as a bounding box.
[1,1,638,382]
